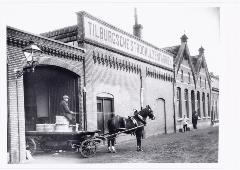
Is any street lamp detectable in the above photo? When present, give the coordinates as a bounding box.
[16,41,42,78]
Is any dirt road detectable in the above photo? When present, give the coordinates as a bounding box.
[25,126,218,163]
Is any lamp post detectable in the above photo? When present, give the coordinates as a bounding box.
[16,41,42,78]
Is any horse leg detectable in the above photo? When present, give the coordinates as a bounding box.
[111,138,116,153]
[136,135,143,151]
[107,139,112,153]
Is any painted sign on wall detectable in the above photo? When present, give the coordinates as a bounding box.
[81,13,173,69]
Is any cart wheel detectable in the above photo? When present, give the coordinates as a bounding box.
[40,141,53,153]
[26,137,37,155]
[80,139,97,158]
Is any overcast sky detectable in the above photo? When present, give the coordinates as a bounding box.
[1,2,220,74]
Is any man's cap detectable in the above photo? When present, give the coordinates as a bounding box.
[63,95,69,99]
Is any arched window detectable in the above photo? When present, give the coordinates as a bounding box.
[200,77,201,87]
[202,93,206,117]
[181,70,183,82]
[215,101,218,120]
[188,72,191,84]
[207,94,210,117]
[197,91,201,117]
[177,87,182,118]
[184,89,189,118]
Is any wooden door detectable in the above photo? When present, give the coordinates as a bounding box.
[97,98,114,134]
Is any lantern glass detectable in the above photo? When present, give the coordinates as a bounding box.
[22,42,41,62]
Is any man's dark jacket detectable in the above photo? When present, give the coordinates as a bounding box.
[60,100,72,116]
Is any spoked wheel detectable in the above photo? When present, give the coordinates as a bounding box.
[79,139,97,158]
[26,137,37,155]
[40,141,53,153]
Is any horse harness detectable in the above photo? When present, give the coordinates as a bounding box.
[128,113,146,127]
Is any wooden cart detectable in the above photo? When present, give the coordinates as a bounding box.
[25,130,101,158]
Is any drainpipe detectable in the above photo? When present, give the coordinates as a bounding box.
[140,70,143,110]
[172,64,176,133]
[15,78,21,163]
[83,58,87,131]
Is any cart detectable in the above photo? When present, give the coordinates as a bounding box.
[25,130,101,158]
[26,125,144,158]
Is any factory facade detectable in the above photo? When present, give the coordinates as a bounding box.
[7,11,218,163]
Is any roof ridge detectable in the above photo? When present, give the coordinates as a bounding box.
[40,25,78,37]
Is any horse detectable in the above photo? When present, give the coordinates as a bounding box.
[107,105,155,152]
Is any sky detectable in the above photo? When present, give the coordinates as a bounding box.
[1,1,220,75]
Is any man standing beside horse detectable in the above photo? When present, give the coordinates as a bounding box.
[107,113,117,153]
[106,105,155,153]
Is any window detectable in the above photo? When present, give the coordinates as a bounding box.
[177,87,182,118]
[188,72,191,84]
[207,94,210,117]
[199,77,201,87]
[197,91,201,118]
[181,70,183,82]
[205,79,207,89]
[215,101,218,120]
[202,93,206,117]
[184,89,189,118]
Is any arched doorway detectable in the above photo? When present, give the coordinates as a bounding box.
[191,90,195,115]
[156,98,167,134]
[23,65,81,131]
[197,91,201,118]
[176,87,182,118]
[96,93,114,134]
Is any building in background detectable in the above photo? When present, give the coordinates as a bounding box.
[210,72,219,123]
[163,34,212,130]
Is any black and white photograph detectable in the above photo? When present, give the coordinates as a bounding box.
[0,0,240,169]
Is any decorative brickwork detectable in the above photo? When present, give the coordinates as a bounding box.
[7,27,85,164]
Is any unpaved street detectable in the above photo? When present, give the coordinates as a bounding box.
[25,126,218,163]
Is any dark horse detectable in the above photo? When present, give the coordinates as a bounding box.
[107,105,155,152]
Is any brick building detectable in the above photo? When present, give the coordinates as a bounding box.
[41,11,175,136]
[210,72,219,123]
[7,26,85,163]
[7,10,219,164]
[7,11,175,163]
[163,34,212,130]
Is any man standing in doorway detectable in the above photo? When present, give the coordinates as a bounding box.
[60,95,76,124]
[192,111,198,129]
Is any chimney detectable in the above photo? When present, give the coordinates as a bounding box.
[199,46,205,55]
[133,8,143,39]
[180,34,188,43]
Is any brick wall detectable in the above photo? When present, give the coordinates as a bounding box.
[7,45,26,163]
[175,58,211,131]
[83,43,174,137]
[7,27,85,163]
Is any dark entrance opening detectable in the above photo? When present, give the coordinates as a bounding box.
[191,90,195,115]
[23,65,80,131]
[97,97,114,134]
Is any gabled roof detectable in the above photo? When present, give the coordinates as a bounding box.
[40,25,78,42]
[161,45,180,58]
[163,34,213,89]
[163,38,197,86]
[187,48,211,89]
[190,55,199,70]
